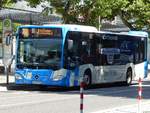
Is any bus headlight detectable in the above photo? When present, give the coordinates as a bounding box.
[15,73,22,80]
[26,72,32,79]
[53,69,67,81]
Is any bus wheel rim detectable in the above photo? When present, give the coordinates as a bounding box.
[127,71,132,84]
[84,74,90,85]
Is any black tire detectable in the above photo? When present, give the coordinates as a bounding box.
[83,71,91,86]
[126,69,132,86]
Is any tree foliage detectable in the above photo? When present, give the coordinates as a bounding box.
[110,0,150,30]
[25,0,150,30]
[0,0,18,9]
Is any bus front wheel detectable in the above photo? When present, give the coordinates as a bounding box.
[83,71,91,86]
[126,69,132,85]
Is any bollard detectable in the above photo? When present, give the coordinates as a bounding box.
[80,80,84,113]
[138,77,142,113]
[4,66,9,85]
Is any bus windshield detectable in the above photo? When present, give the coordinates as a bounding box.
[17,28,62,70]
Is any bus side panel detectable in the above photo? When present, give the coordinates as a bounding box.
[91,65,132,84]
[95,65,131,83]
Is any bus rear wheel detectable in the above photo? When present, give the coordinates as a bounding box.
[126,69,132,86]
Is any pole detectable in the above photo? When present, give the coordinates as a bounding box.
[75,56,84,113]
[6,66,9,84]
[5,65,9,84]
[80,79,84,113]
[99,16,101,31]
[138,77,142,113]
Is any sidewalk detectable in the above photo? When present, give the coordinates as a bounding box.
[92,101,150,113]
[0,73,15,91]
[0,73,15,84]
[92,76,150,113]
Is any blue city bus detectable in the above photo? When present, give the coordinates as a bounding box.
[14,24,98,87]
[14,24,149,87]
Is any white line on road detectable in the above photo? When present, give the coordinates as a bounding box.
[131,84,150,87]
[0,91,77,101]
[0,87,131,101]
[0,95,79,109]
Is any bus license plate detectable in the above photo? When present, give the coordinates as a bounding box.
[32,81,42,84]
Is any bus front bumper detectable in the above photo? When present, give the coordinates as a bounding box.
[15,69,79,87]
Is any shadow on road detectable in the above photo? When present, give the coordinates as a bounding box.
[1,82,131,91]
[1,79,150,100]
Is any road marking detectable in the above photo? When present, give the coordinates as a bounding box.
[132,84,150,87]
[0,91,76,101]
[0,95,79,109]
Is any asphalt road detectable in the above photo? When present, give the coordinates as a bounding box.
[0,80,150,113]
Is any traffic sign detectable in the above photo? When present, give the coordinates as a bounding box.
[2,18,13,66]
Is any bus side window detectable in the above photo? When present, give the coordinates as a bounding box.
[133,38,144,64]
[139,40,144,62]
[80,39,90,64]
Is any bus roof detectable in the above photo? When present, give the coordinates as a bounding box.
[43,24,98,32]
[128,31,148,37]
[98,31,148,38]
[19,24,98,32]
[98,31,120,34]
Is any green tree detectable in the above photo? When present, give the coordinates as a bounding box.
[26,0,112,28]
[25,0,150,30]
[0,0,18,9]
[109,0,150,30]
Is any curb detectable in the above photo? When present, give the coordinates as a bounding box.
[0,86,8,91]
[0,83,16,91]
